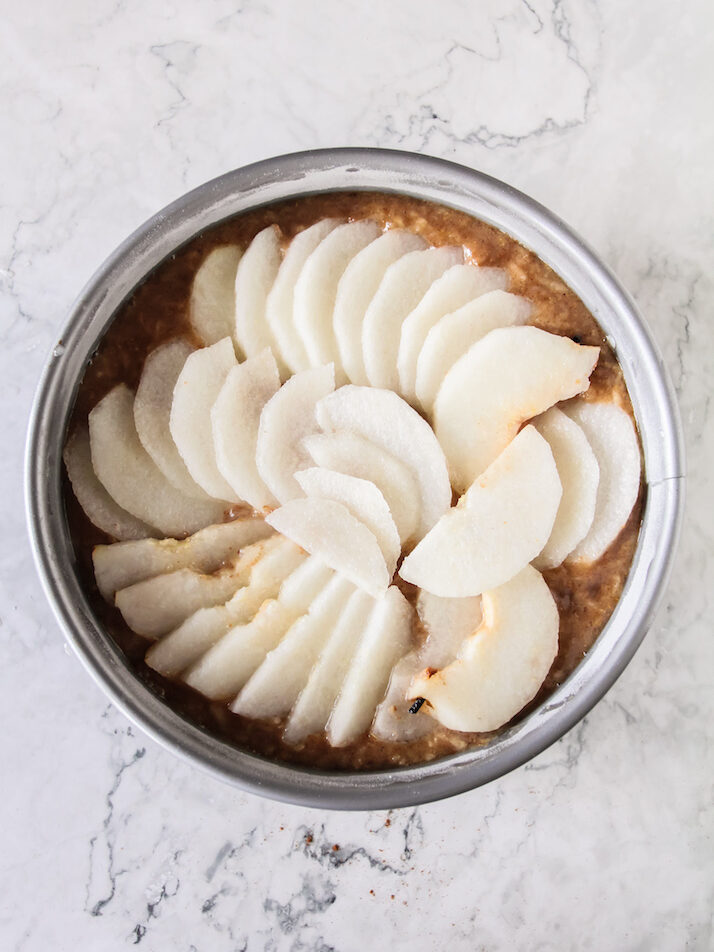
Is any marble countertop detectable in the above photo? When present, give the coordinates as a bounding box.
[2,2,712,949]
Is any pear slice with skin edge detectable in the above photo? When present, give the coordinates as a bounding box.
[211,349,281,510]
[398,264,509,403]
[362,246,464,392]
[399,425,562,598]
[434,325,600,493]
[266,497,390,597]
[293,219,381,383]
[189,245,242,348]
[532,407,600,569]
[334,229,427,385]
[563,400,641,563]
[303,431,420,545]
[409,565,559,733]
[233,225,285,371]
[89,384,228,537]
[415,289,531,413]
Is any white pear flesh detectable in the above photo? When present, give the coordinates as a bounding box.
[283,588,374,744]
[231,575,354,718]
[410,565,559,732]
[184,557,333,700]
[293,219,380,382]
[134,339,209,498]
[434,325,600,492]
[564,401,641,563]
[362,246,463,392]
[211,349,281,510]
[316,386,451,539]
[63,426,157,541]
[255,363,335,503]
[88,384,228,537]
[265,218,342,374]
[189,245,242,347]
[399,425,562,597]
[234,225,283,366]
[92,516,272,600]
[303,431,420,545]
[532,407,600,569]
[327,585,412,747]
[294,467,400,577]
[415,289,531,413]
[334,229,427,385]
[398,264,509,403]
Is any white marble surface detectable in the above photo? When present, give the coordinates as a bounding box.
[2,1,712,949]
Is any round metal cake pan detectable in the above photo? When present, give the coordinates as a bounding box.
[25,149,685,809]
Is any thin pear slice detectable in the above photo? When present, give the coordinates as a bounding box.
[231,575,354,718]
[316,386,451,539]
[294,467,400,577]
[303,431,420,545]
[283,588,374,744]
[532,408,600,569]
[334,229,427,385]
[265,219,342,374]
[255,363,335,503]
[410,565,558,732]
[93,516,272,600]
[293,220,380,382]
[399,426,562,597]
[211,349,281,510]
[169,337,239,501]
[416,289,531,413]
[63,426,158,541]
[327,586,412,747]
[234,225,283,364]
[184,557,333,700]
[89,385,227,537]
[564,401,641,563]
[362,246,464,391]
[189,245,242,347]
[145,538,305,677]
[398,264,509,402]
[434,325,600,492]
[266,498,389,597]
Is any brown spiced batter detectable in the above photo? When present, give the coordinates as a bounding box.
[65,191,644,770]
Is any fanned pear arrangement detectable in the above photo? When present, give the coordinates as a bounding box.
[65,217,642,750]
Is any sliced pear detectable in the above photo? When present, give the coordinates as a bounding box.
[293,220,380,382]
[89,385,228,537]
[532,407,600,569]
[397,264,509,402]
[563,401,641,563]
[283,588,374,744]
[234,225,283,366]
[211,349,281,510]
[316,386,451,539]
[266,497,389,597]
[399,426,562,597]
[255,363,334,503]
[92,516,272,600]
[189,245,242,347]
[265,219,342,374]
[327,585,412,747]
[434,325,600,492]
[362,246,463,391]
[63,426,157,541]
[303,431,420,545]
[294,467,400,577]
[409,565,559,732]
[231,575,354,718]
[371,654,433,743]
[415,289,531,412]
[334,229,427,385]
[184,557,333,700]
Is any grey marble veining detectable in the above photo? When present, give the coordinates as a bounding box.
[1,1,712,949]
